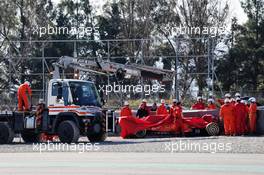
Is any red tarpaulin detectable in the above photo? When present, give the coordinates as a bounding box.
[119,115,210,138]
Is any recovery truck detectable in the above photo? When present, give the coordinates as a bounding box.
[0,56,173,144]
[0,78,106,144]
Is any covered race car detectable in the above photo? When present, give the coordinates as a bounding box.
[118,109,220,138]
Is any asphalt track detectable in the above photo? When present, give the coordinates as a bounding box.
[0,152,263,175]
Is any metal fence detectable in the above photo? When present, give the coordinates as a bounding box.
[0,38,228,108]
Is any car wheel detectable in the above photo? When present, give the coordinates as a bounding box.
[206,122,220,136]
[135,130,147,138]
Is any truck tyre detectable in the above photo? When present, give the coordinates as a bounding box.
[58,120,80,143]
[21,131,40,143]
[87,116,106,142]
[0,122,14,144]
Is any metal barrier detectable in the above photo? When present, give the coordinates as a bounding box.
[106,110,118,134]
[257,107,264,135]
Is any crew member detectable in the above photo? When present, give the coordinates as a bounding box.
[234,97,248,135]
[136,99,150,118]
[220,98,235,136]
[207,98,217,110]
[170,99,184,137]
[249,97,257,134]
[241,99,250,133]
[120,101,133,117]
[217,93,231,106]
[157,99,168,116]
[17,81,32,111]
[191,96,206,110]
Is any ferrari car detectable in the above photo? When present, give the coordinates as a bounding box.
[118,109,221,138]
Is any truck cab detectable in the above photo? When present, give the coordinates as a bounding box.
[47,79,102,108]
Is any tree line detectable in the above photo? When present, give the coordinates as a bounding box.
[0,0,263,102]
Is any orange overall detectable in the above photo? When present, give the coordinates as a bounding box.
[207,104,217,110]
[191,102,206,110]
[157,104,168,115]
[249,103,257,133]
[170,105,184,134]
[120,106,133,117]
[17,83,32,111]
[220,104,235,135]
[234,103,248,135]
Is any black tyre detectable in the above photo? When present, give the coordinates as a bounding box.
[58,120,80,143]
[135,130,147,138]
[206,122,220,136]
[87,115,107,142]
[0,122,14,144]
[21,131,40,143]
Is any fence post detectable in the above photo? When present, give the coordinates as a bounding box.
[42,43,45,100]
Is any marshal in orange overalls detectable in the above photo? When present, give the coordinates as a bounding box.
[249,103,257,133]
[207,103,217,110]
[234,102,248,135]
[220,103,235,136]
[157,104,168,116]
[17,82,32,111]
[170,104,184,135]
[120,106,133,117]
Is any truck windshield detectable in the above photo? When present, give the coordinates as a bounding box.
[69,81,101,107]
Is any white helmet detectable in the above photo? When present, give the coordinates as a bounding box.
[197,96,202,101]
[249,97,256,103]
[161,99,165,103]
[124,101,129,106]
[208,98,214,103]
[225,93,231,98]
[142,99,147,103]
[235,93,241,97]
[24,81,31,87]
[172,99,178,103]
[224,98,230,104]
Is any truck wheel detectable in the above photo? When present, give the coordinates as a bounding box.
[87,117,106,142]
[0,123,14,144]
[58,121,80,143]
[206,122,220,136]
[21,131,40,143]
